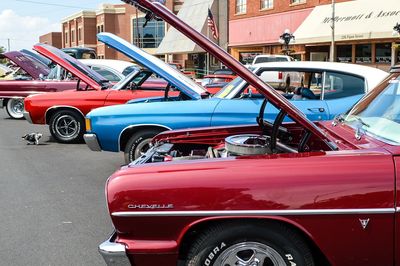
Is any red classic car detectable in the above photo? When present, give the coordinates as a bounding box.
[201,73,236,94]
[24,43,170,143]
[99,1,400,266]
[0,51,77,119]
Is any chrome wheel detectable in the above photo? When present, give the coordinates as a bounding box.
[134,138,153,159]
[54,114,79,139]
[214,242,286,266]
[6,98,24,119]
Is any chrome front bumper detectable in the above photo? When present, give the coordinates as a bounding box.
[83,133,101,151]
[23,111,33,124]
[99,232,131,265]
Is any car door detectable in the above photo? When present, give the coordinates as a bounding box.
[323,71,366,120]
[0,80,48,98]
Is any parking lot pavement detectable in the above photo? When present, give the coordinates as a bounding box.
[0,111,123,265]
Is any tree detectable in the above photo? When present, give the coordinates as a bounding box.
[0,46,6,64]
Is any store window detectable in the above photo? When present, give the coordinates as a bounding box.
[355,44,371,63]
[236,0,246,14]
[239,52,262,65]
[336,45,352,63]
[291,0,306,4]
[376,43,391,64]
[261,0,273,9]
[132,17,165,48]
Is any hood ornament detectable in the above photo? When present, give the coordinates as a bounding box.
[359,218,370,230]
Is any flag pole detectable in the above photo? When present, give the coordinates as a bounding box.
[206,13,210,76]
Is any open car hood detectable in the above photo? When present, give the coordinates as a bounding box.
[121,0,331,144]
[33,43,110,90]
[97,32,207,100]
[0,51,50,79]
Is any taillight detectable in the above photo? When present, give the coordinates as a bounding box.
[278,72,283,79]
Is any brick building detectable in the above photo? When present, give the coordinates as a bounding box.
[60,2,184,60]
[39,32,62,49]
[229,0,400,70]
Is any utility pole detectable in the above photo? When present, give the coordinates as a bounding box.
[330,0,335,62]
[7,38,10,52]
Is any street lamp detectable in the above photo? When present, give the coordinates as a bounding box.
[393,23,400,36]
[279,29,295,55]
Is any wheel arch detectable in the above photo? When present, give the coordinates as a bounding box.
[45,105,85,125]
[118,124,171,151]
[177,217,331,265]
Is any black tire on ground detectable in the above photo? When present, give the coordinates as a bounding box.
[186,221,314,266]
[5,98,25,119]
[49,110,84,143]
[124,129,164,163]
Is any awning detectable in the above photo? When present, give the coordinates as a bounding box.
[294,0,400,44]
[156,0,216,54]
[229,8,312,47]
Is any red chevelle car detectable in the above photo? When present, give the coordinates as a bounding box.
[99,1,400,266]
[0,51,76,119]
[24,43,169,143]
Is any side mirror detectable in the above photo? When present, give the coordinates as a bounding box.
[240,88,253,99]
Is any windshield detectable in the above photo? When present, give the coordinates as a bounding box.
[344,73,400,144]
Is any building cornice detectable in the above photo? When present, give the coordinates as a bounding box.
[61,10,96,23]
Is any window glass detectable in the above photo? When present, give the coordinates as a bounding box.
[376,43,391,64]
[239,52,261,64]
[355,44,371,63]
[323,72,364,99]
[336,45,352,63]
[344,74,400,144]
[132,17,165,48]
[291,0,306,4]
[261,0,273,9]
[236,0,247,14]
[91,66,120,82]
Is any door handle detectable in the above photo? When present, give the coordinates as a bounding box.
[307,108,325,113]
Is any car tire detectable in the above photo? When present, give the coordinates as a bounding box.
[186,222,314,266]
[5,98,24,119]
[49,110,84,143]
[124,129,164,163]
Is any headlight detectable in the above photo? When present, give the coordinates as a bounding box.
[85,118,92,132]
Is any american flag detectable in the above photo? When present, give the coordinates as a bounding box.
[207,8,219,40]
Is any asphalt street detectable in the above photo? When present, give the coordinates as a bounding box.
[0,110,123,265]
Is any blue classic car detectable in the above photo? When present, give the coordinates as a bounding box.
[84,32,387,163]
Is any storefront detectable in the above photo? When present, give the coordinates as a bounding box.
[294,0,400,70]
[156,0,222,77]
[229,8,313,63]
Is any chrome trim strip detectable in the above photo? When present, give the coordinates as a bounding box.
[112,208,394,217]
[23,111,33,124]
[44,105,85,124]
[98,231,130,266]
[396,207,400,212]
[84,133,102,151]
[118,124,172,151]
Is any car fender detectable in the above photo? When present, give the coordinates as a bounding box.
[118,124,172,151]
[45,105,85,124]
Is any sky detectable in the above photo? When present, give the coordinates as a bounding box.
[0,0,121,51]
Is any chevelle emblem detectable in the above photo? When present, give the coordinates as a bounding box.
[127,204,174,209]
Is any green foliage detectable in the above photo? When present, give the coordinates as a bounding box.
[0,46,6,64]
